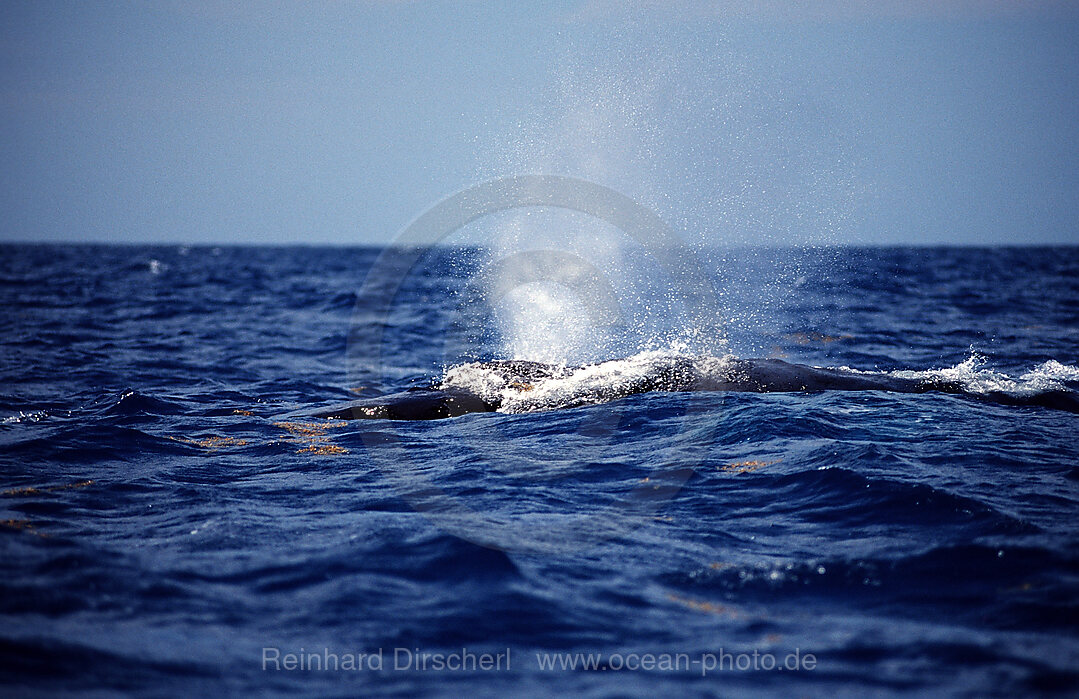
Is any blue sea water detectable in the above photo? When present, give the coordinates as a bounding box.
[1,244,1078,696]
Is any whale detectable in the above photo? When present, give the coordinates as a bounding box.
[310,357,1079,420]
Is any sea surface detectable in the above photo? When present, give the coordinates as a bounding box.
[1,244,1078,696]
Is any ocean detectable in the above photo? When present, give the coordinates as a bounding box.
[1,243,1078,696]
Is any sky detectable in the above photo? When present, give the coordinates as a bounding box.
[1,0,1078,246]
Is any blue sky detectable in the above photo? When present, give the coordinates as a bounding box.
[1,0,1077,246]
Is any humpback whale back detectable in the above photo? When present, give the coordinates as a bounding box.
[307,354,1079,421]
[313,388,496,421]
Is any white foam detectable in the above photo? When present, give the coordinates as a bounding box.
[1,410,48,425]
[1020,359,1079,385]
[844,353,1079,397]
[442,349,739,414]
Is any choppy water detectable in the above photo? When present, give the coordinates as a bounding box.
[2,244,1078,696]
